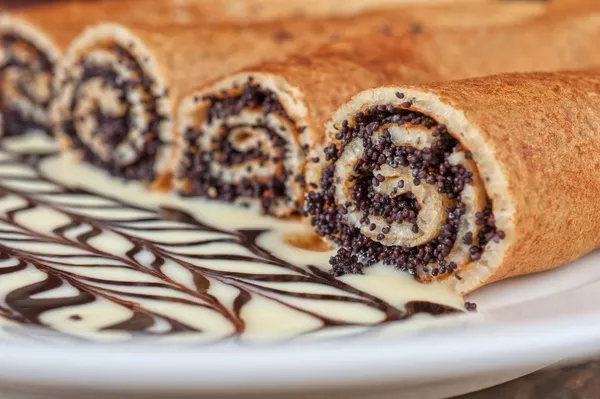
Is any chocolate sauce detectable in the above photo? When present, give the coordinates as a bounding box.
[405,301,461,316]
[0,137,464,341]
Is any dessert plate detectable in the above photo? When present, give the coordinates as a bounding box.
[1,241,600,399]
[1,136,600,398]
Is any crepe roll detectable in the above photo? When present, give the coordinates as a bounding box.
[173,6,600,215]
[0,16,58,137]
[1,0,549,145]
[3,0,546,27]
[305,70,600,294]
[173,49,432,215]
[47,14,406,186]
[48,0,541,188]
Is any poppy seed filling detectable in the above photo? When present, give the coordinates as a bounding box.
[0,33,54,137]
[305,99,504,279]
[61,44,166,182]
[179,79,303,214]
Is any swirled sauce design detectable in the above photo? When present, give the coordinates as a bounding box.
[0,135,465,343]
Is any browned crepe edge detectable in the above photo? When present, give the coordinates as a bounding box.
[547,0,600,14]
[327,69,600,294]
[405,10,600,81]
[2,0,543,27]
[426,69,600,292]
[267,8,600,99]
[3,0,550,51]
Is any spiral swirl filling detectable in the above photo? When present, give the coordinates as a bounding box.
[305,99,505,281]
[0,25,55,137]
[53,31,169,182]
[178,77,305,216]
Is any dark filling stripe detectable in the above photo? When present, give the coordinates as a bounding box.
[178,78,305,215]
[305,99,504,280]
[58,43,167,182]
[0,32,54,137]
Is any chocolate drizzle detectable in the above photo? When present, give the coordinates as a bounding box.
[0,138,462,342]
[5,270,96,324]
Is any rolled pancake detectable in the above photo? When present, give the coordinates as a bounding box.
[47,0,546,188]
[0,16,59,137]
[411,11,600,80]
[305,69,600,294]
[200,0,501,23]
[3,0,545,26]
[547,0,599,13]
[47,19,398,187]
[173,9,600,216]
[174,49,432,216]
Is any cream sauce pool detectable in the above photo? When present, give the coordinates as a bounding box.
[0,134,466,343]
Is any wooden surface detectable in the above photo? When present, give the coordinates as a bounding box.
[456,359,600,398]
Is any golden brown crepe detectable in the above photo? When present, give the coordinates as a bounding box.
[174,54,429,215]
[173,8,600,216]
[548,0,599,13]
[46,19,405,187]
[304,69,600,294]
[3,0,543,26]
[40,0,548,186]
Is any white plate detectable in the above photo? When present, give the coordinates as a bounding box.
[1,249,600,399]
